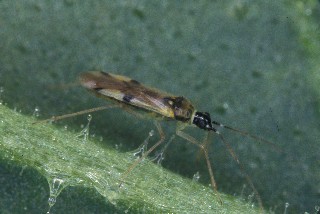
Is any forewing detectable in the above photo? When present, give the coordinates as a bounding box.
[80,71,175,118]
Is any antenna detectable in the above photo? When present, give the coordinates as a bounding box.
[212,120,282,152]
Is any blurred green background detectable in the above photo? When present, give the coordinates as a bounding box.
[0,0,319,213]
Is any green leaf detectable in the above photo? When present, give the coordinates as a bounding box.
[0,105,261,213]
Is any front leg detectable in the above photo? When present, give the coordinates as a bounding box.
[175,124,222,205]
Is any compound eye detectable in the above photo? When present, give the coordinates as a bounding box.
[199,119,207,128]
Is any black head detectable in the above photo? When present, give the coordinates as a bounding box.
[193,112,213,131]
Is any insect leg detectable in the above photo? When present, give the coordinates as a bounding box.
[133,130,155,158]
[151,135,175,165]
[32,104,119,124]
[176,126,223,205]
[216,133,264,211]
[119,121,166,187]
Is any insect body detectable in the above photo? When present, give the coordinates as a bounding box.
[80,71,213,131]
[36,71,275,211]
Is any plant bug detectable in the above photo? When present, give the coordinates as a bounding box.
[34,71,279,211]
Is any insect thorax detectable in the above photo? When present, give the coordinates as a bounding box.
[163,96,195,123]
